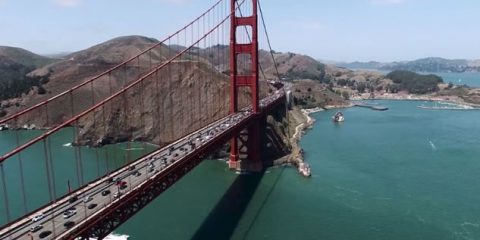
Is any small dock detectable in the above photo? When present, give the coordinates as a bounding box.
[354,103,389,111]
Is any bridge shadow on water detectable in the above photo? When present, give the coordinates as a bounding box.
[191,170,265,240]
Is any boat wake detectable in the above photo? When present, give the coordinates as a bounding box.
[123,148,144,151]
[429,140,437,151]
[82,233,129,240]
[104,233,130,240]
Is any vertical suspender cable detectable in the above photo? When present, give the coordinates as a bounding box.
[123,63,129,165]
[70,91,81,187]
[168,38,174,142]
[44,103,57,200]
[155,71,161,146]
[102,104,109,175]
[179,30,184,137]
[91,81,101,178]
[197,19,201,131]
[258,0,281,81]
[14,117,28,214]
[42,139,54,203]
[47,137,57,200]
[1,163,11,223]
[140,63,146,156]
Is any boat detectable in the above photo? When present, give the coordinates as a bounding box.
[298,162,311,177]
[0,124,9,131]
[332,111,344,122]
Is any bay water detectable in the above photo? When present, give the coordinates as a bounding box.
[118,100,480,240]
[1,100,480,240]
[434,72,480,87]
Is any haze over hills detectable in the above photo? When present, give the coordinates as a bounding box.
[0,46,56,67]
[326,57,480,73]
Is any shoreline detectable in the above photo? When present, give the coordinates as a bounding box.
[354,93,480,108]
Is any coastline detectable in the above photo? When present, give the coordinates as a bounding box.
[354,92,480,108]
[286,103,351,177]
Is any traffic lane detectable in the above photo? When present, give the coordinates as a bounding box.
[8,110,255,239]
[39,117,241,238]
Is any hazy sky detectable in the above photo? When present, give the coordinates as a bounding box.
[0,0,479,62]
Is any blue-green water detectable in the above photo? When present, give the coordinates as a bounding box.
[431,72,480,87]
[1,100,480,240]
[114,100,480,240]
[0,128,152,225]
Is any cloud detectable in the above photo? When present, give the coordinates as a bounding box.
[370,0,406,5]
[52,0,81,7]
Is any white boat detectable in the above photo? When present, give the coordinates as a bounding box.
[0,124,9,131]
[332,111,344,122]
[298,162,311,177]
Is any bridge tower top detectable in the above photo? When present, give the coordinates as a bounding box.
[229,0,259,113]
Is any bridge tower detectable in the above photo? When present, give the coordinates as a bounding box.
[228,0,262,171]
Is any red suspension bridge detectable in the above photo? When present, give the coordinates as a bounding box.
[0,0,287,239]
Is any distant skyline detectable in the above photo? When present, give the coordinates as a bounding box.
[0,0,479,62]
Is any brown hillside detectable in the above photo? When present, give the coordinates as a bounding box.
[3,36,271,147]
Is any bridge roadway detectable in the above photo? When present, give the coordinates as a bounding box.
[0,91,285,240]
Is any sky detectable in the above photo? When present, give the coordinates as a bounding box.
[0,0,479,62]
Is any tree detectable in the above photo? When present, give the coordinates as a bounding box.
[386,70,443,94]
[356,82,366,93]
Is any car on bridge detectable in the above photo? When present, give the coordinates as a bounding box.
[101,190,111,196]
[63,208,76,219]
[31,213,45,222]
[29,224,43,232]
[69,195,78,203]
[114,191,122,199]
[39,230,52,239]
[87,203,97,209]
[64,221,75,229]
[83,196,93,203]
[118,181,128,190]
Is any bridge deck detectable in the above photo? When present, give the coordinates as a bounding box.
[0,92,285,240]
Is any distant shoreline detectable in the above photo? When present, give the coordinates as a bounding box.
[352,92,480,108]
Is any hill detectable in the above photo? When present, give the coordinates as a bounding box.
[0,46,55,67]
[332,57,480,73]
[0,47,56,103]
[1,36,276,146]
